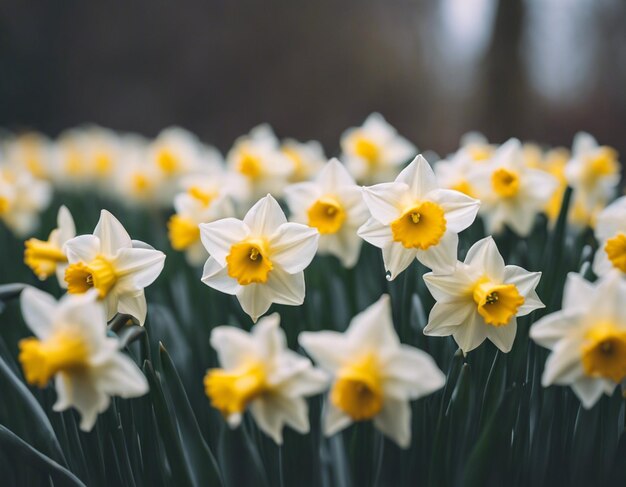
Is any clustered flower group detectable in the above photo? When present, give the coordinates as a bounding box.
[3,114,624,448]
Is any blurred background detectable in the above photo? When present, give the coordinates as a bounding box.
[1,0,625,157]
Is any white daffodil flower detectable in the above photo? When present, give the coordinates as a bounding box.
[3,132,53,180]
[227,125,293,201]
[458,132,495,162]
[592,196,626,276]
[200,194,319,322]
[565,132,620,214]
[204,313,328,444]
[423,236,544,353]
[434,147,481,199]
[468,138,558,237]
[148,127,204,180]
[530,272,626,408]
[284,158,368,268]
[299,295,445,449]
[63,210,166,324]
[358,155,480,279]
[340,113,416,184]
[281,138,326,183]
[18,288,148,431]
[24,205,76,283]
[0,166,52,237]
[167,171,239,266]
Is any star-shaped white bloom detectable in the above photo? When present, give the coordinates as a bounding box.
[24,205,76,283]
[340,113,416,184]
[358,155,480,279]
[299,295,445,449]
[565,132,620,213]
[18,288,148,431]
[200,194,319,322]
[593,196,626,276]
[530,272,626,408]
[281,138,326,183]
[204,313,328,444]
[284,158,368,268]
[468,138,558,236]
[424,236,544,353]
[63,210,166,324]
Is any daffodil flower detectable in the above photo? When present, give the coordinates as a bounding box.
[284,158,368,268]
[592,196,626,276]
[24,205,76,282]
[299,295,445,448]
[468,138,558,237]
[204,313,328,444]
[358,155,480,279]
[0,167,52,237]
[200,194,319,322]
[565,132,620,214]
[423,236,544,353]
[281,138,326,183]
[18,288,148,431]
[340,113,416,184]
[227,125,293,201]
[5,132,53,180]
[63,210,166,324]
[530,272,626,408]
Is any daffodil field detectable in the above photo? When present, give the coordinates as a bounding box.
[1,116,625,486]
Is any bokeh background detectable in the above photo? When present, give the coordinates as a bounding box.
[1,0,625,157]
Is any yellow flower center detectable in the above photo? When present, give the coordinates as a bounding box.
[472,277,524,326]
[451,180,475,198]
[582,147,619,186]
[353,136,380,165]
[605,233,626,273]
[0,196,9,215]
[65,256,117,298]
[156,148,180,175]
[24,238,68,279]
[331,353,383,421]
[188,186,217,207]
[204,362,267,417]
[282,147,306,181]
[65,149,84,176]
[492,168,520,198]
[237,152,263,180]
[390,201,447,250]
[167,215,200,250]
[131,173,151,195]
[94,151,113,176]
[226,240,273,285]
[19,330,89,387]
[307,196,346,234]
[468,145,492,162]
[581,322,626,383]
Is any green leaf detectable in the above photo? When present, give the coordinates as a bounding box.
[159,343,223,487]
[0,424,85,487]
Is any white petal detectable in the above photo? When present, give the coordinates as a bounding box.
[571,377,612,409]
[269,223,319,273]
[423,301,473,337]
[428,189,480,233]
[416,231,458,275]
[56,205,76,243]
[236,284,273,322]
[423,267,475,301]
[395,155,437,200]
[114,248,165,289]
[210,326,258,369]
[265,268,306,306]
[298,331,348,372]
[56,291,107,348]
[249,398,285,444]
[55,370,110,432]
[201,257,239,295]
[323,403,353,437]
[357,217,392,249]
[373,397,412,448]
[20,287,57,339]
[485,319,517,353]
[318,158,357,190]
[243,194,288,236]
[252,313,284,360]
[503,266,541,297]
[95,353,149,398]
[541,338,585,386]
[93,210,132,256]
[382,345,445,400]
[64,235,100,263]
[278,366,329,397]
[283,182,321,215]
[346,295,400,351]
[529,310,580,349]
[562,272,595,312]
[361,183,406,225]
[117,292,148,325]
[382,243,417,281]
[452,311,488,353]
[199,218,249,267]
[463,236,505,280]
